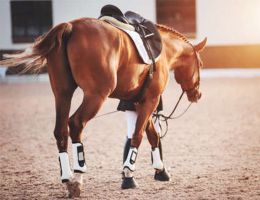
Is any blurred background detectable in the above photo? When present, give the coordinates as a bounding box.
[0,0,260,76]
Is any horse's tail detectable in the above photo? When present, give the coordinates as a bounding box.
[0,23,72,73]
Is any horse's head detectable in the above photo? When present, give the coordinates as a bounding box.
[174,38,207,103]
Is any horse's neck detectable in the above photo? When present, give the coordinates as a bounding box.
[159,30,193,71]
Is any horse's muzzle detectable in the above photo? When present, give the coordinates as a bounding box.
[186,89,202,103]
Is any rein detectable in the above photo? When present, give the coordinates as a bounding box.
[93,90,192,140]
[152,91,192,139]
[154,51,200,139]
[94,110,119,119]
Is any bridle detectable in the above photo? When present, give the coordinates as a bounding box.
[153,48,201,138]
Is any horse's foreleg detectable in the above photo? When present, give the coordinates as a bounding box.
[131,98,160,147]
[146,119,163,169]
[122,97,159,189]
[146,119,160,148]
[145,120,170,181]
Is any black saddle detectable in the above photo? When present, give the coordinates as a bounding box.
[99,5,162,67]
[100,5,129,24]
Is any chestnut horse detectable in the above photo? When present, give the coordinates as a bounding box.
[0,18,206,197]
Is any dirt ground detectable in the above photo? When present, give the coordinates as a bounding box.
[0,77,260,200]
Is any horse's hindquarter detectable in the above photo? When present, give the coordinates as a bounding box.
[67,18,121,95]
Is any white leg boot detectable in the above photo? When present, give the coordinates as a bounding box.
[72,143,87,173]
[64,143,86,198]
[121,147,138,189]
[151,147,171,181]
[123,147,138,174]
[151,147,164,170]
[59,152,73,182]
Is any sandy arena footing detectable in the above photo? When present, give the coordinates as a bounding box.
[0,76,260,199]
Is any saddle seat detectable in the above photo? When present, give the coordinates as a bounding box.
[99,5,162,62]
[125,11,145,25]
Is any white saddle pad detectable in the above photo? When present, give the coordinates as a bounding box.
[100,16,160,64]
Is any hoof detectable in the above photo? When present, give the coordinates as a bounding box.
[154,168,170,181]
[66,179,82,198]
[121,177,138,189]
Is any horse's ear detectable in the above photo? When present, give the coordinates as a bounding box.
[194,37,207,52]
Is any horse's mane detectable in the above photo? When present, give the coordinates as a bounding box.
[156,24,192,46]
[156,23,203,69]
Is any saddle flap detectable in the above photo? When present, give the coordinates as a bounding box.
[124,11,162,60]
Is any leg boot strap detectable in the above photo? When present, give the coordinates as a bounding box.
[72,143,87,173]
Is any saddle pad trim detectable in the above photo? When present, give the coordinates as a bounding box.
[100,16,135,31]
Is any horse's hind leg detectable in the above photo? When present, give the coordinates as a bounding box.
[66,93,107,196]
[69,93,107,142]
[47,51,77,187]
[53,90,75,184]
